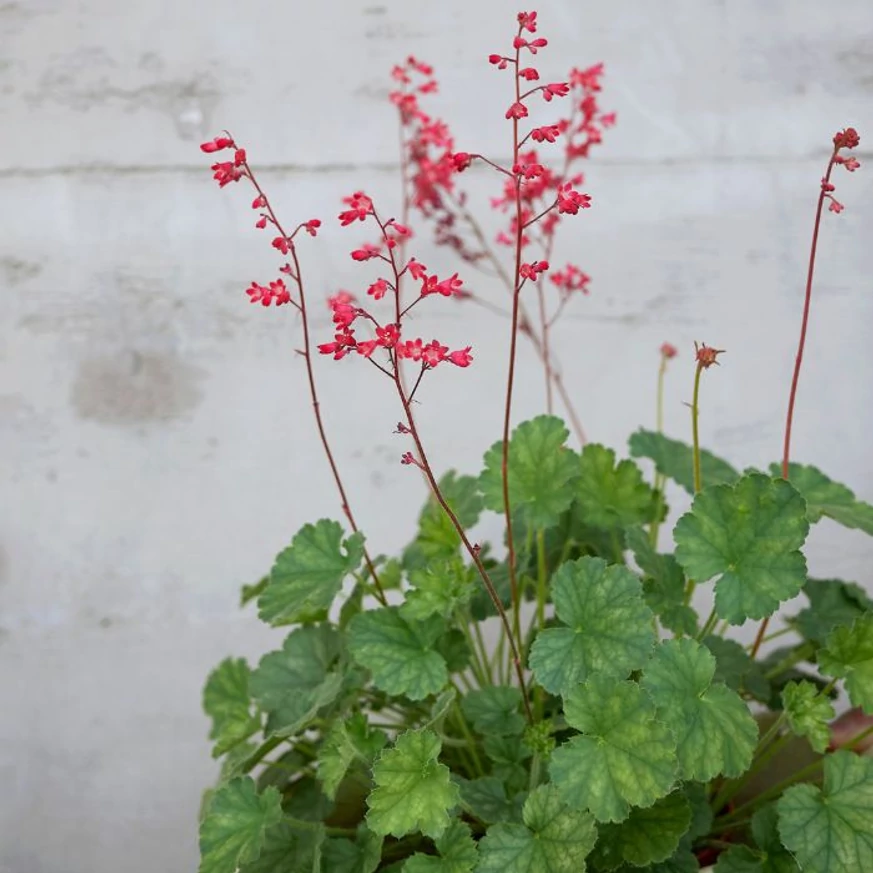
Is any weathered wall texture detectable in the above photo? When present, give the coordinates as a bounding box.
[2,1,872,870]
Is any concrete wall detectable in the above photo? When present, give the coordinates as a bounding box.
[2,1,872,870]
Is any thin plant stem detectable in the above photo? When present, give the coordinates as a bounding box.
[696,607,719,641]
[450,692,486,777]
[500,30,527,655]
[649,354,669,546]
[752,147,840,659]
[242,163,386,604]
[763,642,815,681]
[536,282,554,413]
[683,360,705,606]
[373,210,535,722]
[691,362,704,494]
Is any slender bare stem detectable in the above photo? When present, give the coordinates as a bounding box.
[501,32,525,650]
[752,145,840,659]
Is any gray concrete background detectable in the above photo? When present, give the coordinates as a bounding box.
[2,1,873,870]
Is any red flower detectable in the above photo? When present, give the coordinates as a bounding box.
[355,339,380,358]
[421,272,464,297]
[376,324,400,348]
[406,258,427,280]
[304,219,321,236]
[839,156,861,172]
[351,243,381,261]
[338,192,373,226]
[828,199,844,214]
[550,263,591,294]
[519,66,539,81]
[452,152,473,172]
[833,127,860,150]
[695,342,725,369]
[211,161,243,187]
[505,102,529,120]
[272,236,291,254]
[448,346,474,367]
[255,216,268,229]
[270,280,290,306]
[489,53,509,70]
[542,82,570,101]
[246,282,271,305]
[319,329,357,360]
[367,279,390,300]
[251,195,266,209]
[531,125,561,143]
[520,260,550,279]
[556,183,591,214]
[660,342,678,359]
[421,340,448,367]
[233,148,247,166]
[517,10,538,32]
[327,290,356,309]
[331,302,359,328]
[200,136,234,153]
[396,338,424,361]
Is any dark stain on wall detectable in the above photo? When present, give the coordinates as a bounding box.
[70,350,204,425]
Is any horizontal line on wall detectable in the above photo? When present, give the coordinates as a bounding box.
[0,151,859,180]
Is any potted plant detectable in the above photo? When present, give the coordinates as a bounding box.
[195,10,870,872]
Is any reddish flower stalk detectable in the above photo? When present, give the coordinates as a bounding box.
[501,20,529,640]
[200,135,387,605]
[491,13,590,633]
[391,49,610,446]
[330,196,534,721]
[751,126,861,658]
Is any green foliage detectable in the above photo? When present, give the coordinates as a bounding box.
[405,472,484,567]
[199,778,283,873]
[203,658,261,757]
[629,429,740,493]
[480,416,579,530]
[402,557,476,621]
[782,680,835,753]
[403,821,478,873]
[476,785,597,873]
[715,806,799,872]
[348,608,449,701]
[550,676,677,822]
[703,636,771,701]
[791,577,873,644]
[317,713,388,800]
[249,625,345,738]
[461,686,525,736]
[774,462,873,535]
[674,473,809,623]
[528,557,655,695]
[575,444,657,530]
[322,827,383,873]
[818,614,873,712]
[627,527,697,636]
[594,792,692,870]
[199,416,873,873]
[642,639,758,781]
[457,776,523,825]
[777,752,873,872]
[366,730,460,839]
[258,520,364,626]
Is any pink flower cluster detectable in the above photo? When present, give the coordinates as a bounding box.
[823,127,862,214]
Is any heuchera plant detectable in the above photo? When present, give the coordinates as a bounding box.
[196,11,872,873]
